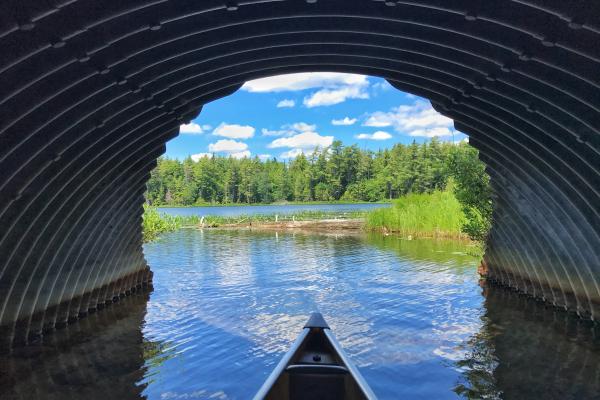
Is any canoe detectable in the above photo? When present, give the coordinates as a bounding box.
[254,313,377,400]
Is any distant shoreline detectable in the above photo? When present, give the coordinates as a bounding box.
[145,191,474,243]
[192,218,470,241]
[154,200,391,208]
[200,218,365,233]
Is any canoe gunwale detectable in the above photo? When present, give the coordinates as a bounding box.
[253,327,310,400]
[253,313,377,400]
[323,329,377,399]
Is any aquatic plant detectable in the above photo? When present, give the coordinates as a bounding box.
[365,189,467,239]
[142,205,200,242]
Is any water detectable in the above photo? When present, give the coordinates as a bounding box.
[158,202,389,218]
[2,229,600,399]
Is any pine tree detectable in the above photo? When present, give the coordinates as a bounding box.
[144,138,482,208]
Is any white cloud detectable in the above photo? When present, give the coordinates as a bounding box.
[268,131,334,150]
[331,117,357,126]
[265,122,333,159]
[287,122,315,132]
[372,81,393,92]
[262,128,289,137]
[202,124,212,131]
[408,127,453,138]
[191,153,212,161]
[277,99,295,108]
[261,122,316,137]
[242,72,367,92]
[362,117,391,128]
[179,123,204,134]
[258,154,273,161]
[303,85,369,108]
[356,131,392,140]
[212,123,255,139]
[230,150,251,159]
[363,100,456,138]
[242,72,370,108]
[208,139,248,153]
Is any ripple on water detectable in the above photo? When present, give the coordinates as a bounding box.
[139,230,487,399]
[3,230,599,400]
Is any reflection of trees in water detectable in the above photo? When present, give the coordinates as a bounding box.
[203,229,479,268]
[142,338,178,386]
[363,233,600,399]
[365,232,478,268]
[455,284,600,399]
[452,316,502,399]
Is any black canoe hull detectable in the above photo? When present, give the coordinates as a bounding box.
[254,313,377,400]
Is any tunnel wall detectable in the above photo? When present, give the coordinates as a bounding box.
[0,0,599,343]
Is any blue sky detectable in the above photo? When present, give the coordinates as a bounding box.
[165,73,467,161]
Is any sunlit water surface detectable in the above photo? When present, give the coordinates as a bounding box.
[142,230,481,400]
[2,229,600,399]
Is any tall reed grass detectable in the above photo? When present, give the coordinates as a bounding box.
[365,190,467,239]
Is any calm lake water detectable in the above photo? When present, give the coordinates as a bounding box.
[2,229,600,399]
[158,203,389,217]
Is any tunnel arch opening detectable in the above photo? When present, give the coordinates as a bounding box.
[154,65,593,318]
[0,1,599,348]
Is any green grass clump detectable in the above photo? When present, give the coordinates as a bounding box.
[365,190,466,239]
[142,205,200,242]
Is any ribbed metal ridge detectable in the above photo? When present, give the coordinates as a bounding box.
[0,0,598,345]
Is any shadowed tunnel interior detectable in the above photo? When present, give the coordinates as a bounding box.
[0,0,599,346]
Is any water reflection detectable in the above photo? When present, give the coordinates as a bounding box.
[0,291,152,400]
[455,285,600,400]
[1,230,600,399]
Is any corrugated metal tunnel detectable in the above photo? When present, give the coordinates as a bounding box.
[0,0,599,345]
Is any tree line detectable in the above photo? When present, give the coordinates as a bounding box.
[146,138,487,207]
